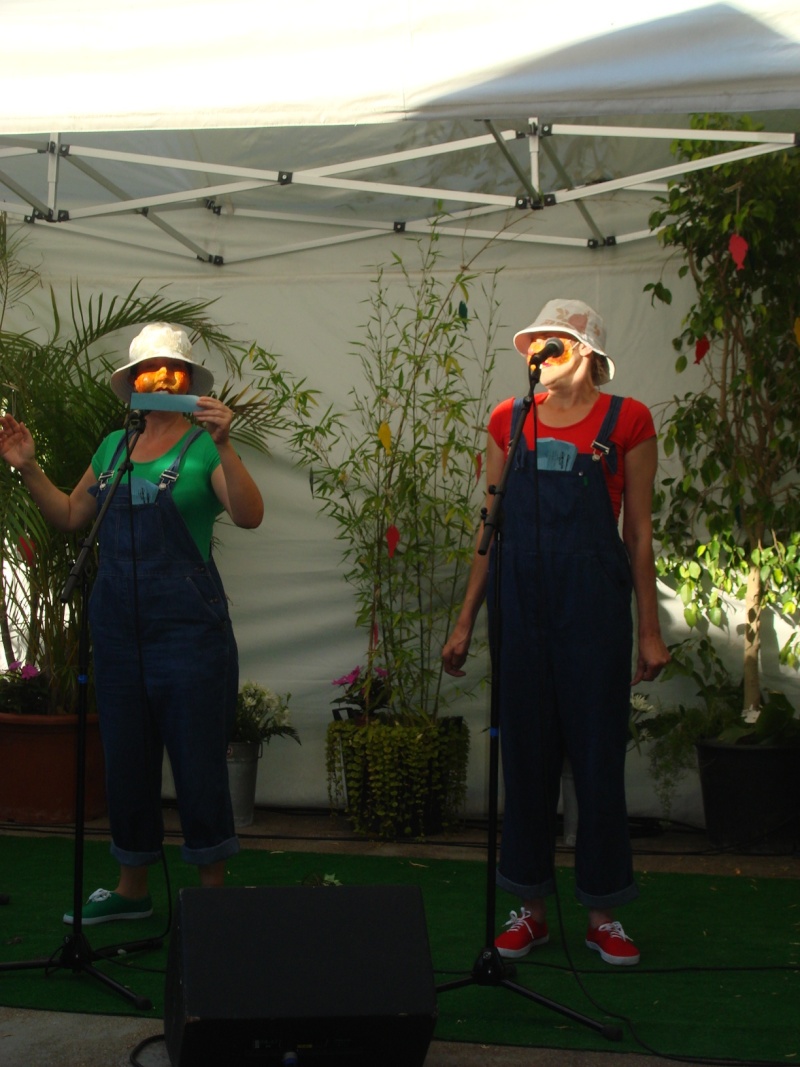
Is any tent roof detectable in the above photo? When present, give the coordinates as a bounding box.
[3,1,800,131]
[1,1,798,264]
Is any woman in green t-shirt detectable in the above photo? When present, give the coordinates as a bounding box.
[0,322,263,926]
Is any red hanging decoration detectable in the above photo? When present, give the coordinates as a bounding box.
[475,452,483,483]
[18,535,36,565]
[386,524,400,559]
[728,233,748,271]
[694,336,710,364]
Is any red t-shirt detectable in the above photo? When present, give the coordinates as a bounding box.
[488,392,655,521]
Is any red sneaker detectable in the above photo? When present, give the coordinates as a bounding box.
[494,909,550,959]
[585,921,640,966]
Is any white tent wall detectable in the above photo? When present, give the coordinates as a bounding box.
[16,218,800,828]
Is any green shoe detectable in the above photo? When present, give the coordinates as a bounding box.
[63,888,154,926]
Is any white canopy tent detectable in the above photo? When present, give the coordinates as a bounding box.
[0,1,798,263]
[2,0,799,821]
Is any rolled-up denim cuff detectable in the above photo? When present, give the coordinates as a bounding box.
[109,842,163,867]
[496,867,556,900]
[574,879,639,910]
[181,835,240,867]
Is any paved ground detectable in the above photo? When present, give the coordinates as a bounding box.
[1,807,798,1067]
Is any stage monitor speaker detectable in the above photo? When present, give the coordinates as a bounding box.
[164,884,437,1066]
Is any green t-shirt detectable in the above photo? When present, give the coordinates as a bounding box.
[91,429,224,559]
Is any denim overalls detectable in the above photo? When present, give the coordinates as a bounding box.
[88,428,239,869]
[489,396,638,909]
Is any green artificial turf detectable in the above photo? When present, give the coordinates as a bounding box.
[0,835,797,1062]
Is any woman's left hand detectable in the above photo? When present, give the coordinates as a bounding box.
[193,397,233,445]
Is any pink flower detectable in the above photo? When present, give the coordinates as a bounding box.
[20,664,41,679]
[332,667,362,687]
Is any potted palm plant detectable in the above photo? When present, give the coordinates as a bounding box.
[643,114,800,849]
[0,213,309,824]
[277,226,499,838]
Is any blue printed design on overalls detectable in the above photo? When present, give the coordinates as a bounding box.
[488,397,638,908]
[89,429,239,868]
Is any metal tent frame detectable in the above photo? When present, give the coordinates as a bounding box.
[1,120,796,264]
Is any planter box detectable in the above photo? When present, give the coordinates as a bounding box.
[328,716,469,840]
[695,740,800,854]
[0,711,106,825]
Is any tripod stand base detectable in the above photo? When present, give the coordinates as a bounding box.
[437,946,623,1041]
[0,930,162,1012]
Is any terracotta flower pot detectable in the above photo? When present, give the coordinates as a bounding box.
[0,711,106,825]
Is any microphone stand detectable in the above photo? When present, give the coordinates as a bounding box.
[437,363,621,1041]
[0,411,162,1011]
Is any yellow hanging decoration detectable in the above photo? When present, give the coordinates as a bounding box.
[377,421,392,454]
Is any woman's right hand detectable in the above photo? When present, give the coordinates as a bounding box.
[442,625,473,677]
[0,415,35,470]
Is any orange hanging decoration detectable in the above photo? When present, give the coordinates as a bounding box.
[386,524,400,559]
[728,233,748,271]
[475,452,483,483]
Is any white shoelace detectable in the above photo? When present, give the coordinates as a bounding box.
[596,920,632,941]
[86,888,113,903]
[504,908,533,930]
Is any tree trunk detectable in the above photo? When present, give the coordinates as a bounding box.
[743,561,762,711]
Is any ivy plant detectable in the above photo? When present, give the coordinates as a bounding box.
[326,716,469,839]
[645,114,800,713]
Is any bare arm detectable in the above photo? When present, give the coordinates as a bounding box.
[195,398,264,529]
[0,415,97,532]
[442,432,504,676]
[621,436,670,684]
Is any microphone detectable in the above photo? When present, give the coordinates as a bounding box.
[528,338,565,367]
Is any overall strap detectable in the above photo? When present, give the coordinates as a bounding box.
[590,395,624,474]
[96,427,206,492]
[96,432,137,490]
[510,397,529,470]
[157,428,205,491]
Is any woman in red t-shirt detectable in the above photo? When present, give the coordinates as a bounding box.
[443,299,669,967]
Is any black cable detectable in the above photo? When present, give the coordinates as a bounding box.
[129,1031,166,1066]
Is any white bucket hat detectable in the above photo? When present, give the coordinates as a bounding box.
[110,322,215,401]
[513,299,615,385]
